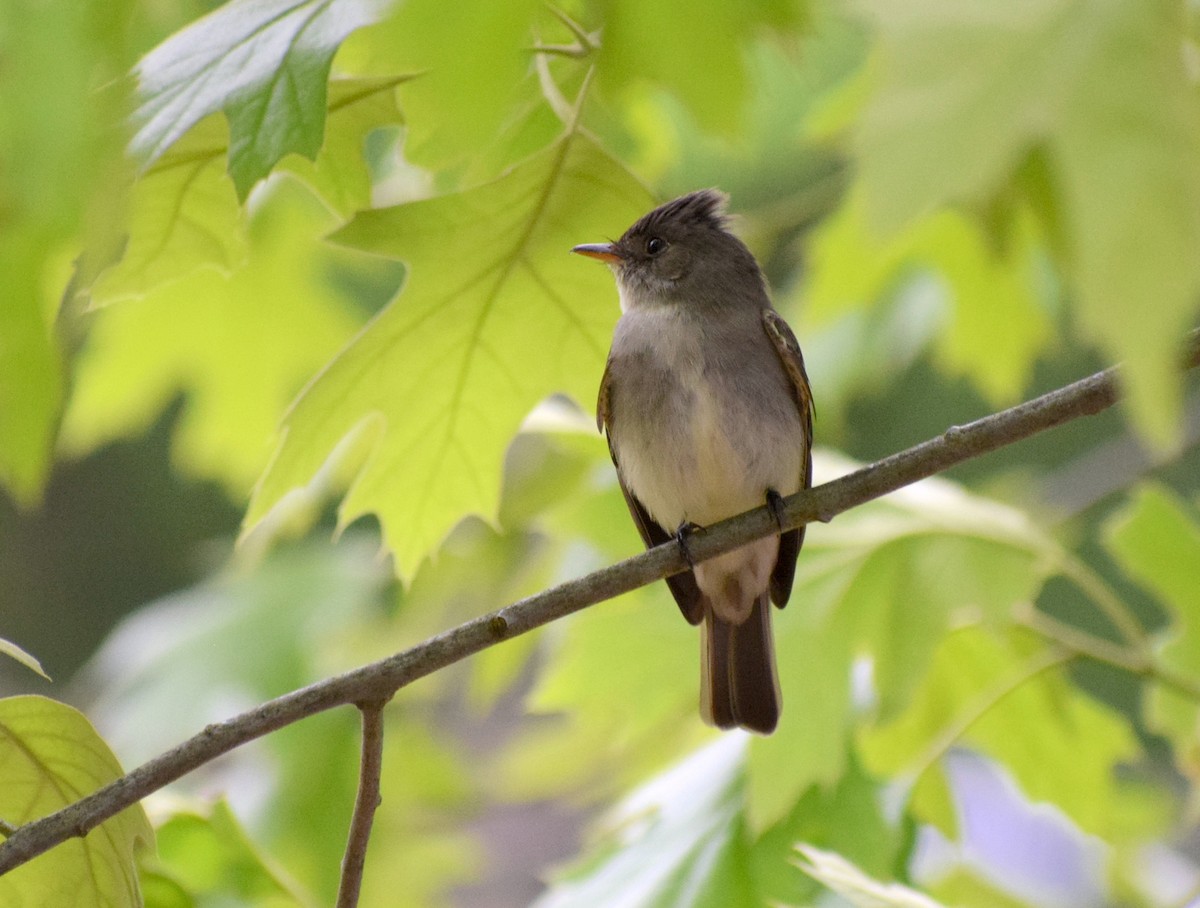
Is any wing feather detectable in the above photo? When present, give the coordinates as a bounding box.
[598,358,704,625]
[762,308,814,608]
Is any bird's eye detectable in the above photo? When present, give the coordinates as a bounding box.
[646,236,668,256]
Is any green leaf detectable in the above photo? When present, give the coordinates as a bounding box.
[94,76,405,305]
[796,844,946,908]
[752,761,905,905]
[807,195,1051,403]
[1104,485,1200,772]
[131,0,390,197]
[596,0,801,135]
[0,0,130,501]
[533,735,756,908]
[0,637,49,680]
[93,115,243,305]
[0,696,153,907]
[144,801,307,907]
[65,179,365,493]
[854,0,1200,442]
[279,75,408,216]
[858,626,1140,838]
[338,0,541,170]
[0,249,63,502]
[245,133,654,575]
[747,455,1051,829]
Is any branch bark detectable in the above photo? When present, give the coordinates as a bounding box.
[336,699,390,908]
[0,332,1196,876]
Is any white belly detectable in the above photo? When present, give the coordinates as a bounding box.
[607,307,805,620]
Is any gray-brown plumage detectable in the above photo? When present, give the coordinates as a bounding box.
[574,190,813,734]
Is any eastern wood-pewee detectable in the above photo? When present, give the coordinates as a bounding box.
[573,189,814,735]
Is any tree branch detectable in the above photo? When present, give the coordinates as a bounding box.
[0,332,1196,876]
[336,699,390,908]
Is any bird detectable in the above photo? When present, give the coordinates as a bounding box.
[572,189,813,734]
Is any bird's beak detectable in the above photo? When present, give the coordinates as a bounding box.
[572,243,623,264]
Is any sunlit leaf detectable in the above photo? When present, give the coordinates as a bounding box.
[854,0,1200,442]
[245,132,654,575]
[145,800,307,907]
[0,696,152,907]
[65,180,366,493]
[279,75,408,215]
[131,0,391,196]
[338,0,541,170]
[93,115,243,305]
[806,193,1051,403]
[0,637,49,680]
[1104,485,1200,777]
[858,626,1140,838]
[796,844,946,908]
[534,735,756,908]
[95,76,407,306]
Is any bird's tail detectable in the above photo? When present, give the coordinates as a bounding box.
[699,593,781,734]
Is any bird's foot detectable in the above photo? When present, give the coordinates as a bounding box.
[675,521,704,569]
[766,489,787,533]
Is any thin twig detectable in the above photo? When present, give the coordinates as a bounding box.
[1057,556,1151,652]
[0,335,1196,876]
[335,699,390,908]
[1017,605,1200,703]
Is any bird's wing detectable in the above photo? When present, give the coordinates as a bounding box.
[762,308,815,609]
[598,358,704,625]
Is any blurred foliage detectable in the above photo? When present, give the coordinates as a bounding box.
[2,0,1200,907]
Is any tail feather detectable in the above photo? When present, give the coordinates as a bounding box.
[700,594,781,734]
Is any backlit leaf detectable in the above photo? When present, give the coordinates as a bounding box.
[534,735,756,908]
[65,180,365,494]
[245,132,653,575]
[854,0,1200,442]
[858,626,1140,838]
[0,696,152,907]
[1104,486,1200,776]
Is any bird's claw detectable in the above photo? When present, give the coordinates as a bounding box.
[766,489,787,533]
[675,521,703,569]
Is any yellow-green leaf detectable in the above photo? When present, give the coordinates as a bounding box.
[93,115,243,305]
[0,638,49,680]
[0,696,152,907]
[858,626,1140,838]
[338,0,540,170]
[245,133,654,575]
[1104,485,1200,775]
[64,180,364,493]
[854,0,1200,442]
[806,193,1050,403]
